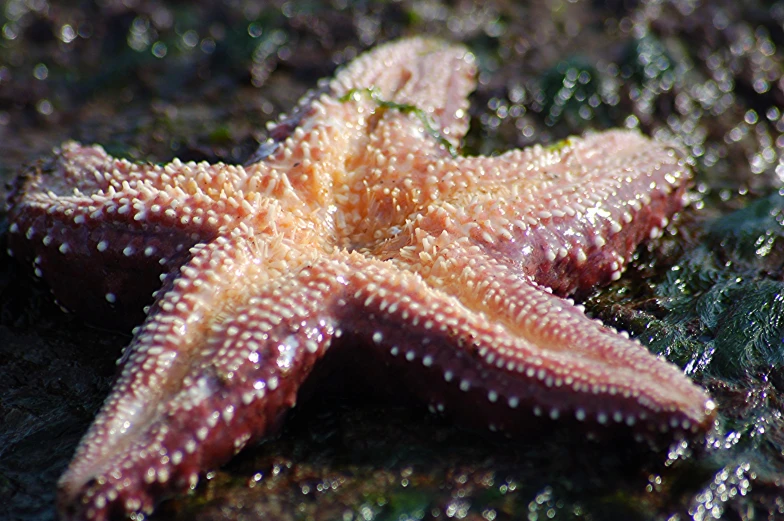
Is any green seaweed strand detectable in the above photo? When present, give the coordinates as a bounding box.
[339,87,458,158]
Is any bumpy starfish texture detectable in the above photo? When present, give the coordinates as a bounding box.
[6,38,714,520]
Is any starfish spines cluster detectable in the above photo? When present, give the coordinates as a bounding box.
[6,37,714,520]
[60,237,341,519]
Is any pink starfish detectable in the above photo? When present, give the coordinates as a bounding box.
[6,38,715,520]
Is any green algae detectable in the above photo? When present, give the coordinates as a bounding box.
[340,87,459,157]
[538,58,613,129]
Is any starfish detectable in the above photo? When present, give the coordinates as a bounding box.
[6,38,714,520]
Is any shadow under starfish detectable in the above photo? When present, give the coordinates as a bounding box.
[5,37,715,520]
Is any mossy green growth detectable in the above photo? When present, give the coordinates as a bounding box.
[651,194,784,380]
[706,192,784,267]
[208,125,234,145]
[543,136,579,153]
[538,58,611,128]
[587,192,784,506]
[373,488,430,521]
[620,34,675,88]
[709,279,784,376]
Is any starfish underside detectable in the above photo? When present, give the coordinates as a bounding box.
[6,38,714,520]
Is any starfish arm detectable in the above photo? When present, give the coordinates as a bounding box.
[447,130,691,294]
[57,230,346,521]
[256,37,476,215]
[329,37,475,147]
[6,142,259,326]
[323,39,477,245]
[364,241,714,438]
